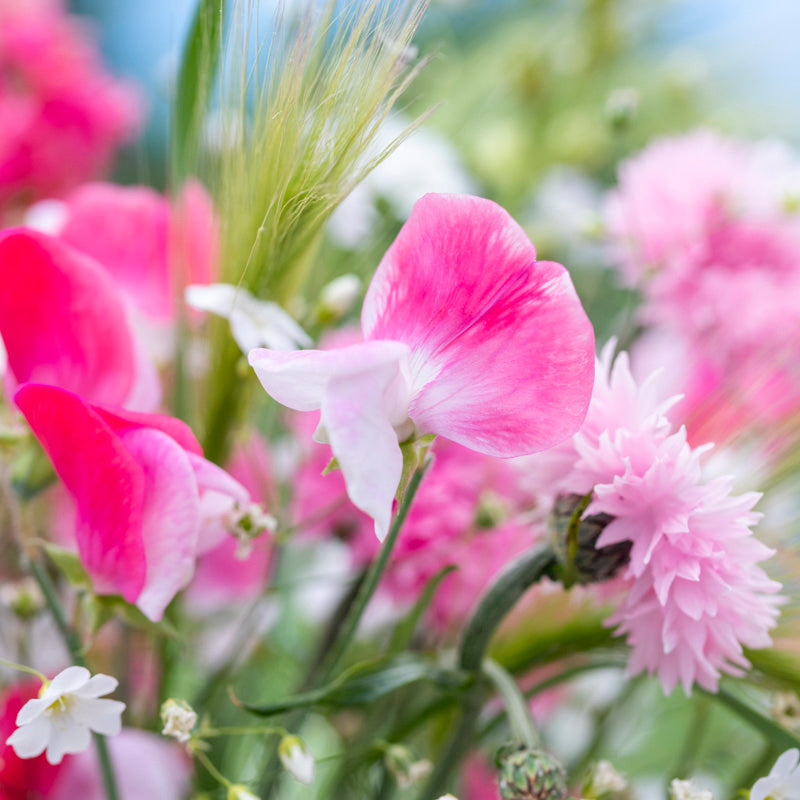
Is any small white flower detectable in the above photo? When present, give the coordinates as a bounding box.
[228,785,260,800]
[278,735,315,785]
[160,698,198,743]
[185,283,312,355]
[434,795,459,800]
[751,748,800,800]
[318,274,362,318]
[5,666,124,765]
[669,778,713,800]
[586,759,628,795]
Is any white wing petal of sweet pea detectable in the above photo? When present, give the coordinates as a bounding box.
[185,283,312,354]
[751,748,800,800]
[249,340,413,541]
[6,666,125,765]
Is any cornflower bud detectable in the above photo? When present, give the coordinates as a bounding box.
[549,493,631,587]
[497,746,567,800]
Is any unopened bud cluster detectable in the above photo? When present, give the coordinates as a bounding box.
[497,746,567,800]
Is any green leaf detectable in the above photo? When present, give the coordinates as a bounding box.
[387,564,457,656]
[42,543,91,589]
[240,654,471,717]
[702,685,800,752]
[173,0,225,179]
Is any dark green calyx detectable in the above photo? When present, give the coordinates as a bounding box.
[497,746,567,800]
[548,493,631,587]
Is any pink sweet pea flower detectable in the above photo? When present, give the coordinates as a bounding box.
[14,382,250,621]
[0,228,158,410]
[250,193,595,539]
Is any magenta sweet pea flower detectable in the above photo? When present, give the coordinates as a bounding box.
[0,228,158,409]
[250,193,594,539]
[14,383,250,621]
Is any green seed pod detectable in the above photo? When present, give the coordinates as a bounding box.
[497,746,568,800]
[549,493,631,587]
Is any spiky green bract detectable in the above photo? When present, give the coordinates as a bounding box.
[497,746,568,800]
[200,0,428,463]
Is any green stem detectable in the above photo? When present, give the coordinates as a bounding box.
[482,658,539,748]
[28,560,121,800]
[421,545,558,799]
[0,657,47,684]
[195,747,233,790]
[460,544,558,671]
[317,460,431,682]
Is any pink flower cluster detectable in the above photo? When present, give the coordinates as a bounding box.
[606,130,800,445]
[0,0,139,216]
[527,342,782,694]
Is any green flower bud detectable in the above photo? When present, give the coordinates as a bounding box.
[549,493,631,587]
[497,746,567,800]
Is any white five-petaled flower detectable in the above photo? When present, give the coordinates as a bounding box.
[751,748,800,800]
[5,666,125,765]
[278,735,315,785]
[185,283,312,354]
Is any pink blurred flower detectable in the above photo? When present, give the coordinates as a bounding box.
[251,193,595,539]
[14,382,250,621]
[0,0,139,216]
[50,728,191,800]
[606,130,800,445]
[526,342,782,694]
[0,228,159,410]
[55,180,218,324]
[463,755,500,800]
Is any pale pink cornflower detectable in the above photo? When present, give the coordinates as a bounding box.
[251,193,595,540]
[526,342,782,694]
[0,0,139,216]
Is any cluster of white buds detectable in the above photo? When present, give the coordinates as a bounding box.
[583,759,628,798]
[226,502,277,560]
[384,743,433,788]
[669,778,713,800]
[160,698,198,744]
